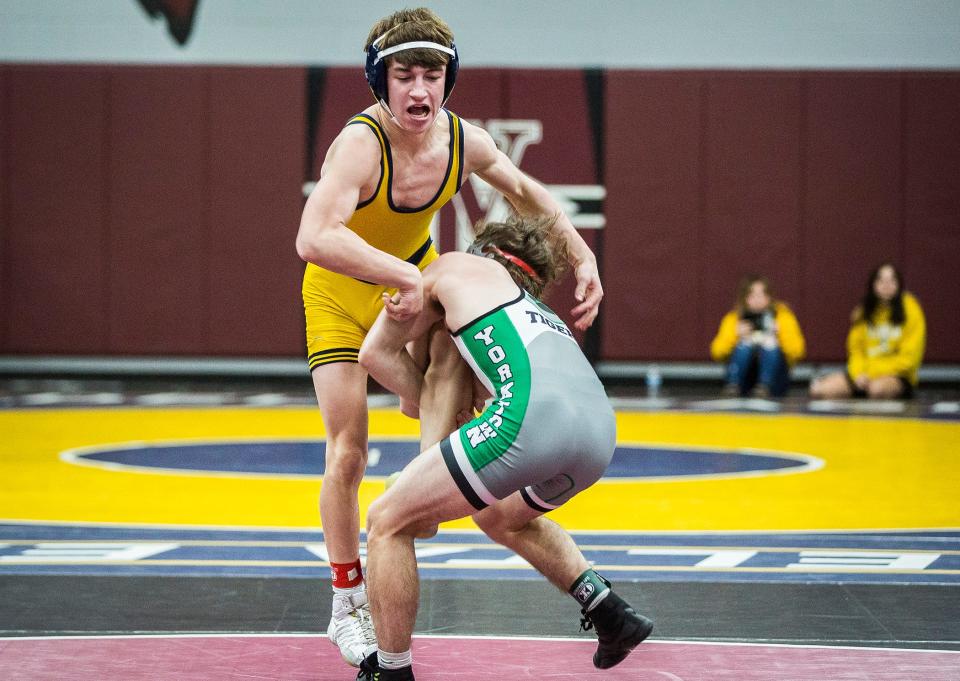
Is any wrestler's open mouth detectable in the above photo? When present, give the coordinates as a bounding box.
[408,105,430,117]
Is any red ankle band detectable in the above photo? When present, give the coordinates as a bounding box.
[330,559,363,588]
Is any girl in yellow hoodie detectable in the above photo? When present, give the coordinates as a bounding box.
[710,276,806,397]
[810,263,925,399]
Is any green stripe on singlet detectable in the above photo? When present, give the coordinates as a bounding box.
[455,307,531,471]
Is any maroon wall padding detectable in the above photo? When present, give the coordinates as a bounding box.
[603,71,960,363]
[904,76,960,366]
[107,67,210,354]
[107,67,306,356]
[451,69,600,338]
[312,68,371,179]
[2,66,959,362]
[206,68,305,356]
[802,75,904,358]
[701,75,804,350]
[603,74,807,360]
[602,73,705,361]
[446,68,507,120]
[503,70,600,339]
[4,67,111,353]
[435,68,508,255]
[0,68,7,351]
[1,64,307,357]
[504,71,597,181]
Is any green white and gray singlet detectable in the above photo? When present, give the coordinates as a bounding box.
[439,288,616,512]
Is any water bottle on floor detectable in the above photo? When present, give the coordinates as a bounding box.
[646,365,662,398]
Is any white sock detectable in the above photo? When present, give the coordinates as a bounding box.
[331,584,366,618]
[332,583,365,596]
[378,648,412,670]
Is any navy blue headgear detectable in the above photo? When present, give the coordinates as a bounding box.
[364,35,459,112]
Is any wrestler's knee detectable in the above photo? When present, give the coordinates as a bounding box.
[368,496,440,541]
[413,523,439,540]
[366,495,414,537]
[365,496,392,540]
[324,440,368,487]
[473,505,523,545]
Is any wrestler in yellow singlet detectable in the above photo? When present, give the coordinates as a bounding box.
[302,109,463,370]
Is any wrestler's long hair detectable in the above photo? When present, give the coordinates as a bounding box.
[470,215,568,298]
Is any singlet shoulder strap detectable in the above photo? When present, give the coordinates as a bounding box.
[446,110,466,193]
[345,113,388,209]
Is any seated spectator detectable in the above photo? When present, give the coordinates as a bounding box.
[810,263,925,400]
[710,275,806,398]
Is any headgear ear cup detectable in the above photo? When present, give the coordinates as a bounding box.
[442,42,459,105]
[364,39,388,106]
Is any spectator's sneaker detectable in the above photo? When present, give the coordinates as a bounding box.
[580,590,654,669]
[356,652,415,680]
[751,383,772,398]
[328,589,377,667]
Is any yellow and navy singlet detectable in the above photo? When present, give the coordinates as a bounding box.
[302,109,464,370]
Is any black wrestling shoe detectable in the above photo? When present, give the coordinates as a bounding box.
[580,590,654,669]
[356,652,415,680]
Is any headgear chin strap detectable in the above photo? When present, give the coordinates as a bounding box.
[364,34,459,118]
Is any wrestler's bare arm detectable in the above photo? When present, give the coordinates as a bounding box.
[460,122,603,330]
[295,125,423,319]
[360,254,502,409]
[359,288,444,409]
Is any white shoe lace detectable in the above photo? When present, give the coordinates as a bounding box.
[355,600,377,645]
[329,590,378,667]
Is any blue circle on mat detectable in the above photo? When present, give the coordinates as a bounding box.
[71,440,815,479]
